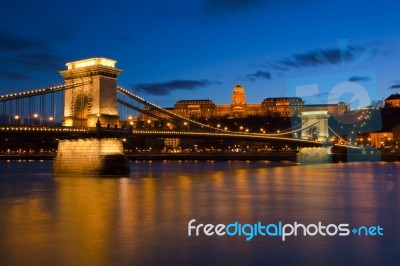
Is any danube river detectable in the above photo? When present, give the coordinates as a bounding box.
[0,160,399,265]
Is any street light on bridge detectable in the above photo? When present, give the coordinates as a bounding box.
[14,115,22,125]
[147,119,153,129]
[33,113,41,126]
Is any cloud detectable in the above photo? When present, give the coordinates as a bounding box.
[0,29,44,51]
[0,70,32,81]
[0,27,70,84]
[389,84,400,89]
[0,53,65,72]
[269,46,367,70]
[349,76,369,82]
[203,0,265,15]
[246,70,271,82]
[17,53,65,71]
[202,0,306,16]
[119,34,135,45]
[133,79,211,95]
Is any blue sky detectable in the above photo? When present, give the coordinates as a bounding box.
[1,0,400,108]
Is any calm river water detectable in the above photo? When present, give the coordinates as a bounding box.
[0,160,399,265]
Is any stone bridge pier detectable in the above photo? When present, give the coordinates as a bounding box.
[54,138,130,175]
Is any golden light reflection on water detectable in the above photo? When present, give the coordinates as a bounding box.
[0,161,399,265]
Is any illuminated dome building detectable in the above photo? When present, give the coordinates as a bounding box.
[232,83,246,105]
[140,83,349,122]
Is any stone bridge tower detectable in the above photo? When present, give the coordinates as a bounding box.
[54,58,129,175]
[300,111,330,142]
[59,57,122,128]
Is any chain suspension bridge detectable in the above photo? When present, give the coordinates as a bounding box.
[0,57,353,174]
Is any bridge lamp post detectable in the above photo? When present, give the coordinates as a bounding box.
[166,122,171,130]
[33,113,42,126]
[147,119,153,129]
[239,126,243,132]
[33,113,38,126]
[127,116,133,130]
[96,113,101,131]
[14,115,21,125]
[224,126,228,131]
[183,121,188,130]
[49,116,54,126]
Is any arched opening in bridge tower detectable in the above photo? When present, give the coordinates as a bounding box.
[73,94,89,127]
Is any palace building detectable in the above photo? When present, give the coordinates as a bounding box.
[141,83,349,121]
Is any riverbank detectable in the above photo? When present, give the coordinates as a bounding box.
[1,152,399,162]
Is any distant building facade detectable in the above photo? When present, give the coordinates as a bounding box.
[385,93,400,107]
[262,97,305,117]
[141,83,349,121]
[303,103,350,116]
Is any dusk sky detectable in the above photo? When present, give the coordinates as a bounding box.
[1,0,400,108]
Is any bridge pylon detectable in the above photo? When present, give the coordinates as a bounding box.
[300,111,330,142]
[59,57,122,128]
